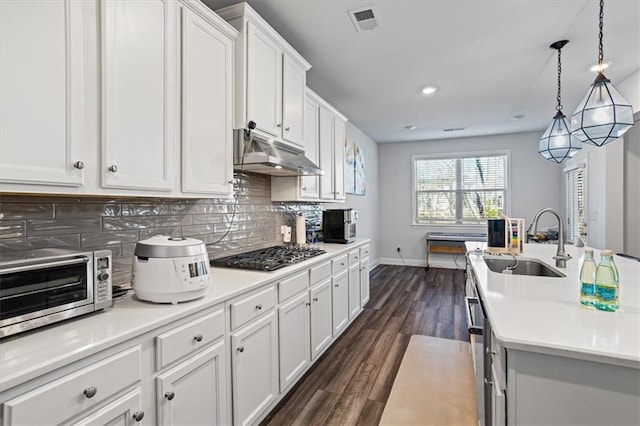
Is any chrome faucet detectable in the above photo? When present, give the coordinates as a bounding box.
[527,208,572,268]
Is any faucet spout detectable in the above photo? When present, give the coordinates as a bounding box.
[528,208,572,268]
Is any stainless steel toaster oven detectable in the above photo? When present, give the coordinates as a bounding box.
[0,249,112,338]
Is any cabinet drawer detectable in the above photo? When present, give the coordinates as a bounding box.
[3,346,141,425]
[332,254,348,274]
[279,270,309,303]
[309,261,331,285]
[156,306,225,370]
[348,249,360,265]
[231,285,277,330]
[360,244,370,259]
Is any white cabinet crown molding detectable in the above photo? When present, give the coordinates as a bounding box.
[215,2,310,71]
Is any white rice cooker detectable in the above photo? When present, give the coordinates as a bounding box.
[132,236,210,304]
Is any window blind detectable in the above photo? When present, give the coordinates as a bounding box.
[565,168,585,243]
[414,154,508,224]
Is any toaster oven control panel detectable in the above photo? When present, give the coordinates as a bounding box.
[94,253,112,305]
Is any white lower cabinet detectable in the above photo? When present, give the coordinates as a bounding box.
[2,346,141,425]
[360,257,370,306]
[231,310,279,426]
[331,270,349,336]
[310,278,333,359]
[156,341,228,426]
[348,263,361,320]
[73,388,144,426]
[278,292,311,392]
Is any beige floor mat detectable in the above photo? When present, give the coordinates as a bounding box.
[379,335,478,426]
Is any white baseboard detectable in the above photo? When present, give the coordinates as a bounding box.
[369,258,381,270]
[379,257,465,270]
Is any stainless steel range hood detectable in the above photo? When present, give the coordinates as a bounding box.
[233,128,324,177]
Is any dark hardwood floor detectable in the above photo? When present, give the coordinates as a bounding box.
[261,265,469,426]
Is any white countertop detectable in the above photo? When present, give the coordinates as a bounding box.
[466,242,640,369]
[0,240,370,392]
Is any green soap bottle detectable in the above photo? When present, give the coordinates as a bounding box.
[579,249,596,307]
[595,250,619,312]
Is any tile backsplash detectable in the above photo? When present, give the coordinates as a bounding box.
[0,173,322,285]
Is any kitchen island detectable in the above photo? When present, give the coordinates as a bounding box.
[466,242,640,425]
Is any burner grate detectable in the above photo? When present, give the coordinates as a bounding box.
[211,246,326,271]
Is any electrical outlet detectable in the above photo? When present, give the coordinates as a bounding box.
[397,246,401,253]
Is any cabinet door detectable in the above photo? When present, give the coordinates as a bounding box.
[157,341,228,426]
[360,258,370,306]
[73,388,143,426]
[231,311,278,426]
[332,270,349,336]
[300,96,320,199]
[333,118,346,201]
[318,106,334,200]
[278,291,311,392]
[348,263,361,320]
[180,6,233,196]
[246,23,282,138]
[0,0,84,187]
[101,0,176,192]
[281,55,305,146]
[310,278,332,359]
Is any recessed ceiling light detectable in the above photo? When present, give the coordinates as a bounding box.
[590,62,610,72]
[404,125,416,130]
[511,114,526,120]
[421,86,438,95]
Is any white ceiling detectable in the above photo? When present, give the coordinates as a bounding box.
[204,0,640,143]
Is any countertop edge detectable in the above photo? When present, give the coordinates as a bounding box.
[0,240,371,391]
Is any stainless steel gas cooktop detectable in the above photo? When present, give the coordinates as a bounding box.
[210,246,326,272]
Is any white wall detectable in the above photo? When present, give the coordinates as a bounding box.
[326,121,380,267]
[378,131,562,267]
[623,116,639,257]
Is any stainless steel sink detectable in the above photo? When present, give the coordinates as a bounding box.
[483,256,566,278]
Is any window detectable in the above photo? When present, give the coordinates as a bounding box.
[412,152,509,225]
[565,166,586,244]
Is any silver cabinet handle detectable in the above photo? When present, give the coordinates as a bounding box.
[255,304,262,310]
[277,123,282,128]
[334,284,339,287]
[464,296,483,335]
[73,161,85,170]
[165,391,175,400]
[132,411,144,422]
[313,297,319,302]
[340,263,345,266]
[108,165,118,173]
[305,302,310,306]
[237,346,245,353]
[228,179,234,184]
[302,187,307,191]
[285,127,290,131]
[83,386,97,398]
[193,334,203,342]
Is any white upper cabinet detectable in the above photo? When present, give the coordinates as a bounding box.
[216,2,311,148]
[281,55,306,145]
[300,94,321,199]
[179,4,235,197]
[101,0,177,192]
[0,0,85,188]
[333,117,347,201]
[246,23,282,138]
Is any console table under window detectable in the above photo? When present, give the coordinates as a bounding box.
[425,232,487,269]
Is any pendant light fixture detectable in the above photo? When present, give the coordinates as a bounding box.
[570,0,634,147]
[539,40,582,163]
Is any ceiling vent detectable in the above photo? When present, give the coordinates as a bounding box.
[348,7,380,32]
